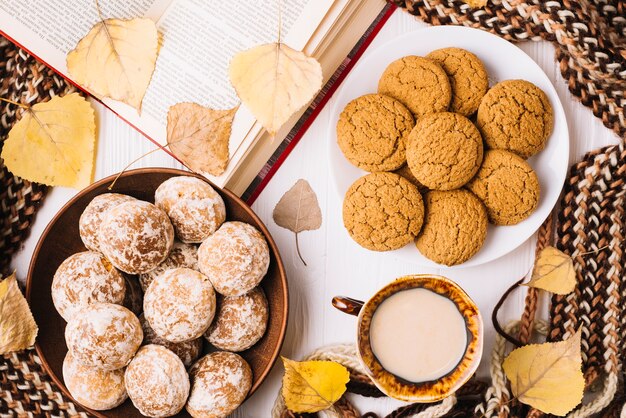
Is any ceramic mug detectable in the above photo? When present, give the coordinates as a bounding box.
[332,274,483,402]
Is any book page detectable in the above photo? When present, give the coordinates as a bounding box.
[0,0,333,186]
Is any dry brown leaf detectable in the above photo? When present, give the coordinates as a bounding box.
[0,93,96,189]
[166,103,237,177]
[229,43,323,134]
[526,246,576,295]
[503,329,584,416]
[67,17,158,112]
[282,357,349,413]
[0,273,38,353]
[273,179,322,266]
[463,0,487,7]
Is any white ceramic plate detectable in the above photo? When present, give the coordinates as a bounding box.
[328,26,569,268]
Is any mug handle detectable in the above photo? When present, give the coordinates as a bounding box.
[332,296,364,316]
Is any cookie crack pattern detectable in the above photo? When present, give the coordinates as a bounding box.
[466,149,540,225]
[343,173,424,251]
[337,94,413,171]
[378,56,451,118]
[477,80,553,158]
[415,189,487,266]
[407,112,483,190]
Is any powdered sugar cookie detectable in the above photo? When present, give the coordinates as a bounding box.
[205,287,268,352]
[155,176,226,243]
[138,241,198,292]
[65,303,142,371]
[79,193,135,252]
[186,352,252,418]
[62,351,127,411]
[125,345,190,417]
[99,200,175,275]
[198,222,270,297]
[52,251,126,322]
[143,267,216,343]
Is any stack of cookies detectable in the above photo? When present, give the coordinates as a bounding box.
[338,47,553,266]
[52,176,270,417]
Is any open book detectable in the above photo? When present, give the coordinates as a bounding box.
[0,0,386,194]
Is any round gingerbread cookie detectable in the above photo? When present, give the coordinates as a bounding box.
[138,241,198,292]
[139,314,202,367]
[125,345,190,417]
[378,56,451,118]
[52,251,126,322]
[65,303,142,371]
[62,351,127,411]
[186,352,252,418]
[415,190,488,266]
[337,94,414,172]
[79,193,136,252]
[426,47,488,116]
[343,172,424,251]
[155,176,226,243]
[406,112,483,190]
[477,79,553,158]
[198,222,270,297]
[205,287,268,352]
[466,149,540,225]
[99,200,175,275]
[144,267,216,343]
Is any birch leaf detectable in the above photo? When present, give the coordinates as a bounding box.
[273,179,322,266]
[229,43,323,134]
[503,329,584,416]
[0,273,38,353]
[167,103,237,177]
[526,246,576,295]
[67,17,158,112]
[1,93,96,189]
[282,357,349,413]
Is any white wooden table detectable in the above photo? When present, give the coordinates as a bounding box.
[11,10,620,417]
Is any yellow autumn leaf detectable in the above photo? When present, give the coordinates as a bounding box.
[67,17,158,112]
[229,43,323,134]
[1,93,96,189]
[526,246,576,295]
[282,357,349,413]
[503,329,584,416]
[463,0,487,7]
[0,273,38,353]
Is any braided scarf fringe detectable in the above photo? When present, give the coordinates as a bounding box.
[391,0,626,140]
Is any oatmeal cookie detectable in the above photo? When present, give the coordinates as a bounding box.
[426,47,488,116]
[343,172,424,251]
[378,56,451,118]
[337,94,414,172]
[415,190,488,266]
[406,112,483,190]
[466,149,540,225]
[477,79,553,158]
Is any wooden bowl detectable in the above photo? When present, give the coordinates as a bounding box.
[25,168,288,417]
